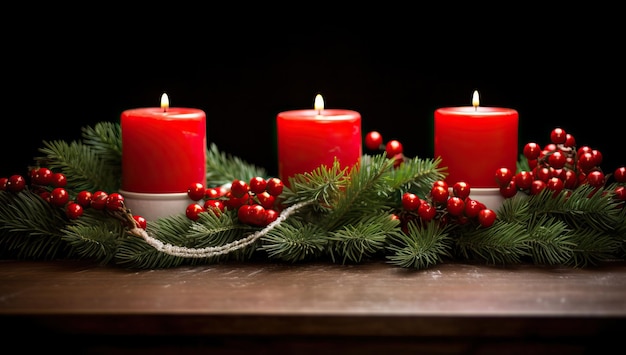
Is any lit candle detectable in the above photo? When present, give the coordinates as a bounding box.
[276,94,362,184]
[121,93,207,193]
[434,90,518,188]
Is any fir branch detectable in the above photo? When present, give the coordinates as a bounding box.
[386,220,454,269]
[34,140,120,193]
[328,213,402,264]
[80,121,123,167]
[280,158,348,211]
[388,155,447,197]
[567,228,623,267]
[455,220,531,265]
[61,210,127,265]
[0,190,75,259]
[260,219,328,262]
[524,214,575,265]
[206,143,267,186]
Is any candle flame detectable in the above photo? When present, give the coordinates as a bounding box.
[472,90,480,110]
[314,94,324,114]
[161,93,170,112]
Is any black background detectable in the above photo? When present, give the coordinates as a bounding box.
[3,6,624,180]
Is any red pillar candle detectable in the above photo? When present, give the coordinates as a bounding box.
[121,93,207,193]
[277,94,362,184]
[434,91,518,188]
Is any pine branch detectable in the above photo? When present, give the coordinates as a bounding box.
[260,219,329,262]
[35,140,120,193]
[0,189,75,259]
[386,220,454,269]
[328,213,402,264]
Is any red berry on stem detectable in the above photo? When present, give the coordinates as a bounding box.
[614,167,626,183]
[187,182,206,201]
[51,172,67,187]
[464,199,483,218]
[65,202,84,219]
[50,187,70,207]
[203,199,225,214]
[446,196,465,216]
[230,179,249,198]
[417,201,437,221]
[385,140,403,158]
[529,180,547,195]
[500,180,518,198]
[32,167,53,186]
[75,190,93,208]
[266,178,284,197]
[550,128,567,144]
[106,192,125,211]
[494,168,513,188]
[430,185,449,204]
[586,170,605,188]
[248,177,267,194]
[478,209,497,227]
[401,192,421,211]
[452,181,471,200]
[365,131,383,151]
[91,191,109,210]
[6,175,26,193]
[133,215,147,229]
[186,203,205,221]
[523,142,541,160]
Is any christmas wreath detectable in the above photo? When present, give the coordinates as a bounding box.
[1,122,624,270]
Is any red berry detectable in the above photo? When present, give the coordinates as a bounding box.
[514,171,533,190]
[550,128,567,144]
[478,209,497,227]
[91,191,109,210]
[248,177,267,194]
[417,201,437,221]
[205,187,226,199]
[546,177,565,197]
[430,185,449,204]
[186,203,205,221]
[452,181,471,200]
[32,167,53,186]
[577,152,596,172]
[529,180,547,195]
[50,187,70,207]
[264,209,279,224]
[266,178,284,197]
[75,190,93,208]
[133,215,147,229]
[365,131,383,151]
[401,192,421,211]
[65,202,84,219]
[614,186,626,201]
[256,191,276,209]
[6,175,26,193]
[203,199,225,214]
[548,151,566,169]
[187,182,206,201]
[385,140,403,158]
[614,167,626,183]
[0,177,7,191]
[230,179,249,198]
[51,172,67,187]
[464,199,484,218]
[586,170,605,188]
[494,168,513,188]
[500,180,518,198]
[106,192,125,211]
[446,196,465,216]
[564,134,576,147]
[523,142,541,160]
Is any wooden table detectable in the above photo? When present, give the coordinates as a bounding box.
[2,259,625,354]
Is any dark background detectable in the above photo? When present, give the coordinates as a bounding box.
[3,7,624,181]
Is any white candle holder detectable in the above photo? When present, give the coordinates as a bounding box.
[119,190,196,221]
[468,187,505,211]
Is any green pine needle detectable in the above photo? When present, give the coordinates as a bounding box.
[386,220,454,269]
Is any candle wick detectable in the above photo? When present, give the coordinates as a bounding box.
[317,109,321,115]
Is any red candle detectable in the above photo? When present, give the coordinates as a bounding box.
[434,91,518,188]
[277,94,362,184]
[121,93,207,193]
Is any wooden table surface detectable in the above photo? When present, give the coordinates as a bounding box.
[2,259,625,353]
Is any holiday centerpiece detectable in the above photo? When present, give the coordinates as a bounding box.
[1,121,625,270]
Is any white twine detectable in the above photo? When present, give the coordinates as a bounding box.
[133,200,313,258]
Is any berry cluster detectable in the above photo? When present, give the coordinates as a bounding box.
[186,177,285,226]
[494,127,626,202]
[0,167,147,228]
[394,180,497,231]
[364,131,405,167]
